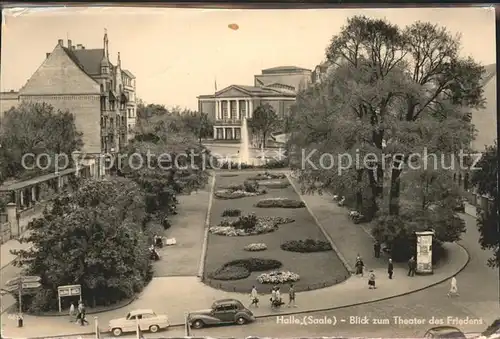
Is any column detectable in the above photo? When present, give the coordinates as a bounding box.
[232,127,235,140]
[19,191,24,209]
[216,100,220,119]
[31,186,36,203]
[6,203,19,238]
[222,128,226,139]
[236,100,240,120]
[245,100,249,119]
[249,100,253,118]
[213,126,217,139]
[226,100,230,119]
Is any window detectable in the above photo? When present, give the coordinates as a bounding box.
[223,304,237,311]
[122,116,126,125]
[119,84,122,92]
[128,124,132,131]
[101,117,104,127]
[100,84,104,92]
[110,118,114,126]
[100,97,106,111]
[110,100,115,110]
[222,102,228,119]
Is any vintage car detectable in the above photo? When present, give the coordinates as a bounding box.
[477,318,500,339]
[188,298,255,328]
[424,326,467,338]
[108,309,169,336]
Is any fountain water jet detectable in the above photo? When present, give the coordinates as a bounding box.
[239,117,250,164]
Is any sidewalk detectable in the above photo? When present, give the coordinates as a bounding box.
[2,241,468,339]
[464,202,477,219]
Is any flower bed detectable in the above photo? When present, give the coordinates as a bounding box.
[259,216,295,225]
[257,271,300,284]
[244,243,267,251]
[281,239,332,253]
[209,220,277,236]
[258,180,290,188]
[256,198,305,208]
[214,189,263,199]
[248,172,286,180]
[210,258,282,281]
[221,208,242,217]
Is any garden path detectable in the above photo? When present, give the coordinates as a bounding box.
[152,178,213,277]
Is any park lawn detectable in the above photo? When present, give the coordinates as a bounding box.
[203,172,349,293]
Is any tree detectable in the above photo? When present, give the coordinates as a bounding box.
[288,16,481,261]
[471,142,499,268]
[13,177,151,311]
[0,102,83,183]
[248,103,280,148]
[181,111,214,143]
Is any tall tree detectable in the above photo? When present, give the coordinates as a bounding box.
[0,102,83,183]
[180,111,214,143]
[471,142,499,268]
[248,103,280,148]
[13,178,151,311]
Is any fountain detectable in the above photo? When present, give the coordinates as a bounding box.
[239,117,250,164]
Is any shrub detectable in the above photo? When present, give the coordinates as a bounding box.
[221,208,242,217]
[210,258,282,281]
[256,198,305,208]
[248,172,286,180]
[232,213,258,230]
[226,258,282,271]
[218,161,255,170]
[258,180,290,188]
[209,265,250,280]
[281,239,332,252]
[263,159,288,169]
[244,243,267,251]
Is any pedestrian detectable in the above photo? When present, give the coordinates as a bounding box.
[447,276,459,297]
[355,256,364,276]
[250,286,259,307]
[388,258,394,279]
[275,287,281,305]
[69,302,75,322]
[374,241,381,258]
[288,284,296,307]
[368,270,376,289]
[270,287,276,307]
[79,302,89,326]
[408,256,416,276]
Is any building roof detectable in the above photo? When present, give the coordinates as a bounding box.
[198,84,296,99]
[0,168,77,192]
[122,69,135,79]
[261,66,311,74]
[69,48,106,75]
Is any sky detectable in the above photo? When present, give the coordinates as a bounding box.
[1,6,496,110]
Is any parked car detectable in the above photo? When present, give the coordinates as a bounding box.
[454,198,466,212]
[108,309,169,336]
[188,298,255,329]
[424,326,467,338]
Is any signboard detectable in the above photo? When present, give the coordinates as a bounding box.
[22,282,41,289]
[416,231,434,274]
[57,284,82,313]
[58,284,81,297]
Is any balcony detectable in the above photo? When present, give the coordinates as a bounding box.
[215,118,243,126]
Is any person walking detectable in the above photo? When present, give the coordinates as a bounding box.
[75,300,83,324]
[355,256,364,276]
[388,258,394,279]
[368,270,376,289]
[287,284,296,308]
[69,302,75,322]
[79,302,89,326]
[250,286,259,307]
[447,276,459,297]
[270,287,276,307]
[374,241,381,258]
[408,256,416,276]
[275,287,282,307]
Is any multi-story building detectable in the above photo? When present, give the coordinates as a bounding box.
[197,66,311,141]
[2,31,137,158]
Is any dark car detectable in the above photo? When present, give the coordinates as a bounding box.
[454,198,466,212]
[424,326,467,338]
[477,318,500,339]
[188,298,255,329]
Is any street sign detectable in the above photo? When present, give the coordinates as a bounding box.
[58,284,81,297]
[3,285,18,293]
[22,276,41,283]
[22,282,41,289]
[5,277,21,286]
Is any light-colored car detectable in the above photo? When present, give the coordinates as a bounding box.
[108,309,169,336]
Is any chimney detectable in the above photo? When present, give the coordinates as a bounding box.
[68,39,72,49]
[58,39,63,46]
[81,46,85,50]
[77,44,83,49]
[46,53,50,58]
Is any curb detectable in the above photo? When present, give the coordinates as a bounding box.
[11,244,470,339]
[197,173,216,279]
[287,174,354,274]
